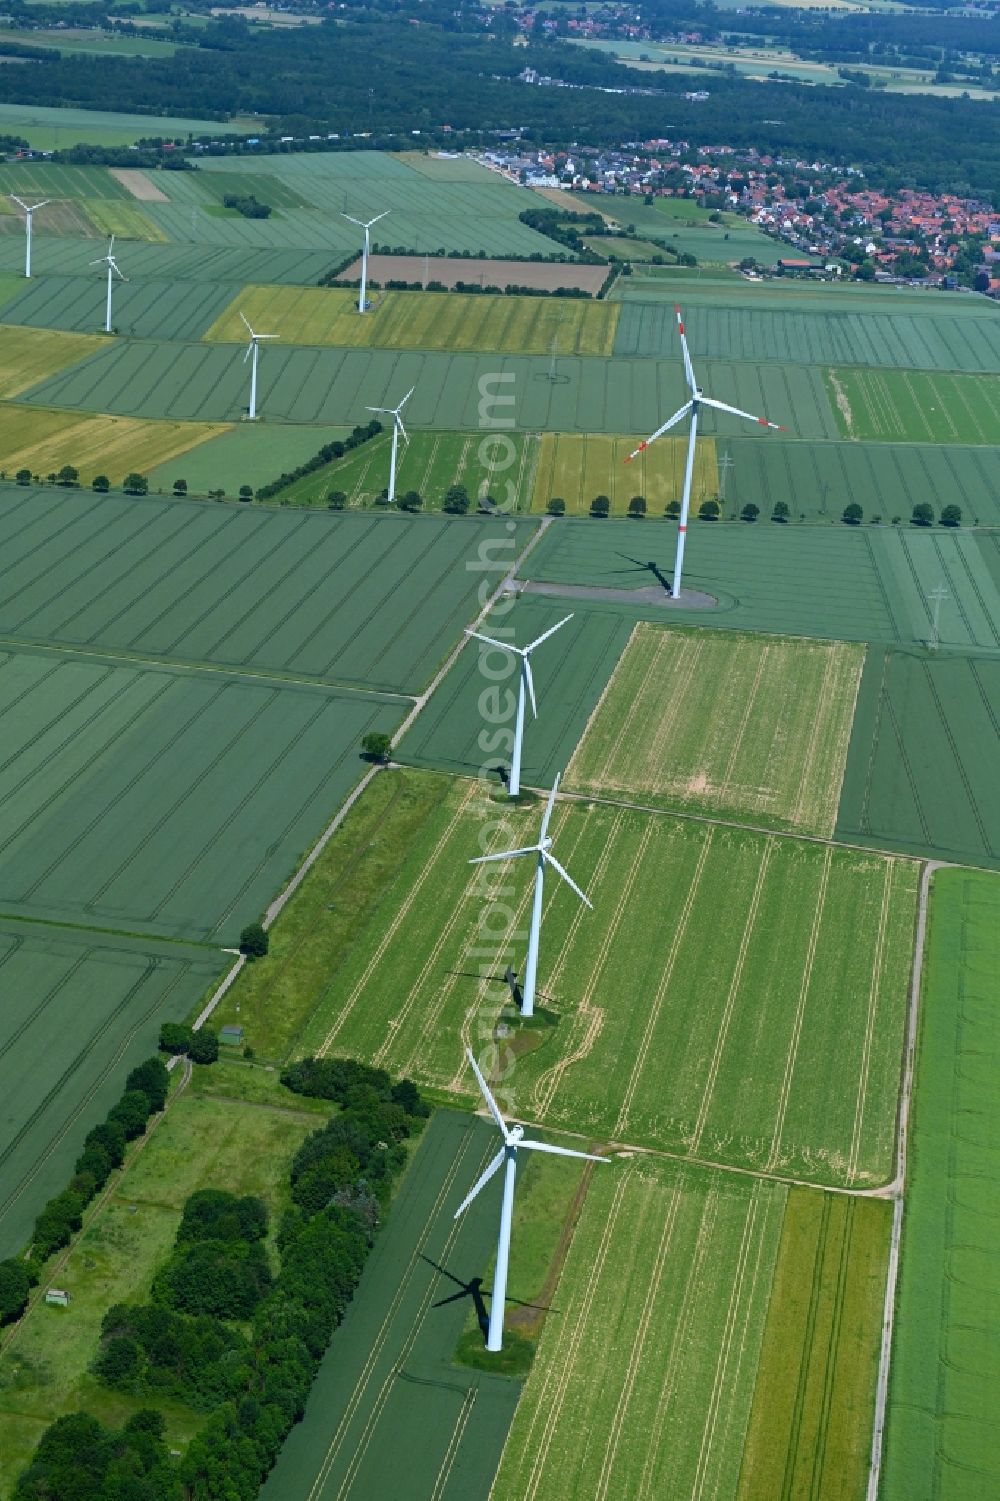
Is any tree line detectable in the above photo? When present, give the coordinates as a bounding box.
[15,1058,430,1500]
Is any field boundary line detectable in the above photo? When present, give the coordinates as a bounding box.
[563,620,639,783]
[866,857,944,1499]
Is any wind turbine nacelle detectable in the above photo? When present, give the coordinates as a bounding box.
[508,1124,525,1143]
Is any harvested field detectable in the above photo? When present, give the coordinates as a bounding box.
[109,167,169,201]
[566,624,864,835]
[0,323,101,396]
[336,254,609,294]
[0,403,226,484]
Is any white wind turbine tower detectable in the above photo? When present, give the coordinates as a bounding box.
[365,385,413,504]
[240,311,278,421]
[343,210,389,312]
[626,304,784,597]
[465,615,573,797]
[11,196,50,279]
[455,1047,606,1352]
[469,773,589,1018]
[90,237,127,333]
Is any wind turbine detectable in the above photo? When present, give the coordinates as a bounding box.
[240,312,278,421]
[90,237,127,333]
[625,305,784,598]
[469,772,590,1018]
[343,210,389,312]
[365,385,413,503]
[464,615,572,797]
[11,196,49,278]
[455,1046,606,1352]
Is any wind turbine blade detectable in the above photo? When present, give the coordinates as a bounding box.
[396,386,415,413]
[542,851,592,909]
[10,195,26,212]
[469,844,539,865]
[239,311,254,336]
[675,304,697,396]
[243,342,253,364]
[624,402,692,462]
[465,1048,510,1139]
[35,200,50,211]
[453,1146,506,1218]
[89,257,105,266]
[370,210,390,226]
[518,1139,606,1163]
[539,772,560,843]
[523,655,537,719]
[256,333,278,341]
[109,235,115,253]
[343,213,363,228]
[699,396,784,430]
[365,405,391,415]
[525,613,574,654]
[396,414,408,445]
[465,629,517,655]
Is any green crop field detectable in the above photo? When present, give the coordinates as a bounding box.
[196,149,561,258]
[0,102,256,150]
[0,920,221,1262]
[21,340,837,435]
[615,300,1000,372]
[882,867,1000,1501]
[826,366,1000,443]
[720,436,1000,526]
[530,432,717,515]
[0,276,239,340]
[301,773,917,1187]
[398,601,635,788]
[0,236,340,285]
[566,624,863,835]
[0,403,225,485]
[205,285,619,356]
[0,324,102,397]
[582,233,664,259]
[274,429,539,510]
[493,1157,888,1501]
[0,488,536,691]
[0,163,132,202]
[0,25,178,57]
[261,1110,522,1501]
[735,1189,890,1499]
[0,1069,316,1491]
[0,646,399,942]
[837,648,1000,869]
[147,422,352,496]
[519,519,1000,649]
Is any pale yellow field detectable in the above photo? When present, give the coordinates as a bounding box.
[204,284,618,355]
[83,198,167,241]
[0,403,228,484]
[0,325,104,397]
[531,432,718,516]
[566,624,865,835]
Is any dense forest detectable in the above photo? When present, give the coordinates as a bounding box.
[1,11,1000,198]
